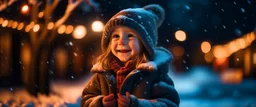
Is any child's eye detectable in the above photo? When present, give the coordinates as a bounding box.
[128,34,134,38]
[112,34,119,38]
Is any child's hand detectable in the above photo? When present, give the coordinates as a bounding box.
[137,61,157,71]
[102,94,116,107]
[117,92,131,107]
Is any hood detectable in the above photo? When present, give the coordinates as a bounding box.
[91,47,173,73]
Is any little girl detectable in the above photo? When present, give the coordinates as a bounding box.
[81,4,180,107]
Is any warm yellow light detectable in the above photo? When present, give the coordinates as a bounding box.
[7,20,13,27]
[21,44,31,66]
[253,53,256,64]
[172,45,184,57]
[92,21,104,32]
[47,22,54,30]
[12,21,18,29]
[221,69,243,84]
[33,24,40,32]
[65,25,74,34]
[58,25,66,34]
[55,48,68,76]
[250,32,255,41]
[21,5,29,14]
[201,41,211,53]
[38,11,44,18]
[2,20,8,27]
[236,38,246,49]
[17,22,24,30]
[204,52,213,63]
[227,41,239,54]
[25,25,32,32]
[0,18,3,24]
[213,45,228,58]
[73,25,87,39]
[29,21,35,27]
[175,30,186,42]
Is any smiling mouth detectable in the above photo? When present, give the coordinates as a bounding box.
[117,50,131,53]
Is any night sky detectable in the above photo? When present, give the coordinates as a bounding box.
[1,0,256,45]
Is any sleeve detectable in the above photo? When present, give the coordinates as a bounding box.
[129,66,180,107]
[80,74,105,107]
[129,79,180,107]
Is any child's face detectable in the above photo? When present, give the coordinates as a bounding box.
[110,26,141,63]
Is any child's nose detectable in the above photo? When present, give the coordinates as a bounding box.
[118,37,128,45]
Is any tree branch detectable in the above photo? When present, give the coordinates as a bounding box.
[54,0,83,28]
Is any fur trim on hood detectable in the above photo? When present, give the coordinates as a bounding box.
[91,47,172,73]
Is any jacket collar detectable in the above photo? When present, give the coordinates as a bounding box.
[91,47,172,73]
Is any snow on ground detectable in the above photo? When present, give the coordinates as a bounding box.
[1,66,256,106]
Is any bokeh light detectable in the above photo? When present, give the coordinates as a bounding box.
[65,25,74,34]
[175,30,186,42]
[58,25,66,34]
[201,41,211,53]
[73,25,87,39]
[2,20,8,27]
[47,22,54,30]
[92,21,104,32]
[33,24,40,32]
[21,4,29,14]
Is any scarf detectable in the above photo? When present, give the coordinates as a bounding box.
[110,59,135,93]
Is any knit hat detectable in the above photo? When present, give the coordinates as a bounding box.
[102,4,165,60]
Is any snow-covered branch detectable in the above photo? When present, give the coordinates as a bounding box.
[54,0,83,28]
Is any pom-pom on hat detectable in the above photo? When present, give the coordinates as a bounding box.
[102,4,165,60]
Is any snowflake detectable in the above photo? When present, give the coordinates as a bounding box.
[69,41,73,46]
[184,5,190,10]
[166,39,169,43]
[74,52,77,56]
[241,8,245,13]
[223,25,226,29]
[186,66,189,70]
[138,15,142,19]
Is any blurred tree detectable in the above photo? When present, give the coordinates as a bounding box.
[24,0,84,96]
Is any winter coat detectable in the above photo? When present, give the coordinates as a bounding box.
[81,47,180,107]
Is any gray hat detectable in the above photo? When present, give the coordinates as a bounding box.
[101,4,165,60]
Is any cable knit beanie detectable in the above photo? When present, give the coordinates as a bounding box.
[102,4,165,60]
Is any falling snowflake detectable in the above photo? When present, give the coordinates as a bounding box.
[69,41,73,46]
[166,39,169,43]
[241,8,245,13]
[74,52,77,56]
[185,5,190,10]
[138,15,142,19]
[186,66,189,70]
[223,25,226,29]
